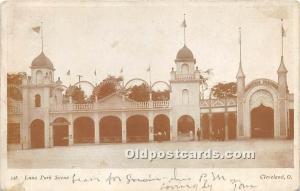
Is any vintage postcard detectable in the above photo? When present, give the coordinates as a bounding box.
[1,0,299,190]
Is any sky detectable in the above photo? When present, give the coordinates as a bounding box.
[6,0,298,95]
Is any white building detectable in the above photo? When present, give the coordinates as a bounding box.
[7,39,294,150]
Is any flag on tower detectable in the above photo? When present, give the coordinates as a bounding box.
[181,18,187,28]
[282,25,286,37]
[281,18,286,37]
[94,70,97,76]
[120,67,123,73]
[67,70,70,75]
[147,65,151,72]
[32,26,41,33]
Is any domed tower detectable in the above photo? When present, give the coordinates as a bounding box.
[21,51,55,149]
[30,51,55,84]
[169,15,202,141]
[170,44,201,106]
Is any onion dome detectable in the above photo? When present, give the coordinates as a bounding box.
[31,52,54,70]
[175,45,195,62]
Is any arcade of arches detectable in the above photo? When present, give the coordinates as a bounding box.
[19,110,294,148]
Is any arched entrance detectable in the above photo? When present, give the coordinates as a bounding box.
[30,119,45,148]
[177,115,195,141]
[53,118,69,146]
[100,116,122,143]
[201,114,209,139]
[251,104,274,138]
[211,113,225,141]
[126,115,149,142]
[228,113,237,140]
[154,114,170,141]
[73,117,95,143]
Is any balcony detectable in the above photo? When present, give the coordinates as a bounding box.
[8,102,23,114]
[175,74,195,81]
[49,100,170,112]
[199,98,237,108]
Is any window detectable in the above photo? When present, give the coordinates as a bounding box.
[181,64,189,74]
[7,123,20,144]
[182,89,189,104]
[35,94,41,107]
[49,71,52,80]
[36,70,43,84]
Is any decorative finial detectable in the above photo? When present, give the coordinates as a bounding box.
[237,26,245,78]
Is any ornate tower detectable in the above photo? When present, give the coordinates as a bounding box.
[277,56,288,138]
[170,45,202,105]
[21,51,55,148]
[236,27,245,138]
[169,15,202,141]
[277,19,288,138]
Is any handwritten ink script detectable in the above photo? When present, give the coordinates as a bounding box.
[10,169,258,191]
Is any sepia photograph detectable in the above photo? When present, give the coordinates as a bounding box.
[1,0,299,190]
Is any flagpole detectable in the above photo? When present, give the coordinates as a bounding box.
[41,22,44,52]
[94,69,97,86]
[183,14,186,45]
[239,27,242,65]
[149,68,152,87]
[69,74,71,86]
[149,66,152,100]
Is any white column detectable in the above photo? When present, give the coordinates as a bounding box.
[68,113,73,145]
[148,111,154,141]
[49,123,53,147]
[224,112,229,140]
[200,114,203,139]
[94,113,99,144]
[171,114,177,141]
[44,87,50,148]
[21,88,30,149]
[121,112,127,143]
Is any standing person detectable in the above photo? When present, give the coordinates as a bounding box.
[197,128,201,141]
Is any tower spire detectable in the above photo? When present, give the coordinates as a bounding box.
[237,27,245,78]
[278,18,287,74]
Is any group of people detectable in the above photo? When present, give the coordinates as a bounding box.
[209,128,225,141]
[156,128,226,142]
[196,128,225,141]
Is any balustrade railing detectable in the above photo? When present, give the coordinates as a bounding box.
[175,74,195,80]
[199,98,237,108]
[153,100,170,108]
[8,102,23,114]
[49,100,170,112]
